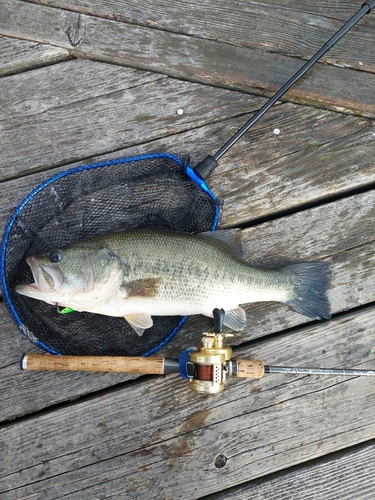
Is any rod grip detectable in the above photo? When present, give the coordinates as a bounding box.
[235,359,265,379]
[21,353,166,374]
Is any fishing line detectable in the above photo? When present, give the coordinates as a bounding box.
[1,1,374,356]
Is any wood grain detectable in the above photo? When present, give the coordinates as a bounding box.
[0,35,70,76]
[1,306,375,498]
[0,84,374,228]
[0,60,263,179]
[206,106,375,227]
[1,0,374,116]
[212,441,375,499]
[0,58,165,120]
[12,0,375,72]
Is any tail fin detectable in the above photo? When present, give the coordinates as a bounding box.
[283,261,331,320]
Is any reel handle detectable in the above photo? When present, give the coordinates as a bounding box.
[21,353,168,374]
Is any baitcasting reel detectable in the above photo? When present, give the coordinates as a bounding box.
[182,308,264,394]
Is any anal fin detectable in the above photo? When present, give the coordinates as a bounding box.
[223,306,247,331]
[124,313,153,337]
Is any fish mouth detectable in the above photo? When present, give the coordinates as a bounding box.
[24,256,64,293]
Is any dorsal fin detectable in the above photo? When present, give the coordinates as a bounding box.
[199,229,245,259]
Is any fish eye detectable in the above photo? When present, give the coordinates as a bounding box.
[49,250,63,263]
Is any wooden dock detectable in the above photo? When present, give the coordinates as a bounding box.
[1,1,375,498]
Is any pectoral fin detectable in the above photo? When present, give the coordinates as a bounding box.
[122,278,160,298]
[124,313,153,337]
[223,306,247,331]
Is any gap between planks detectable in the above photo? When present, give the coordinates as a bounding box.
[0,0,374,117]
[0,35,70,76]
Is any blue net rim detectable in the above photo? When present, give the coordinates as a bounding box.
[1,153,221,356]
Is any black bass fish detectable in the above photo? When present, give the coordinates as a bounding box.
[16,229,331,336]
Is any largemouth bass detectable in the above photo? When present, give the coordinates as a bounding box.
[16,229,331,336]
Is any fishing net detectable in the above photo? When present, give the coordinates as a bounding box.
[1,153,221,356]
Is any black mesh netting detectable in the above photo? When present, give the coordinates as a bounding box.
[1,153,221,355]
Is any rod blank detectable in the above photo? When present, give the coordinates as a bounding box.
[265,366,375,377]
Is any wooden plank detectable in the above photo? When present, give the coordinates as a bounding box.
[0,61,264,180]
[1,97,373,230]
[15,0,375,73]
[1,0,374,116]
[207,105,375,227]
[1,188,374,420]
[212,441,375,499]
[0,58,165,120]
[0,302,139,421]
[0,35,69,76]
[1,306,375,498]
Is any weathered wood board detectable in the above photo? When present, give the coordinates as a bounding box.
[2,306,375,498]
[212,441,375,499]
[0,35,70,76]
[29,0,375,74]
[1,59,374,216]
[1,0,374,116]
[0,59,264,179]
[0,59,165,122]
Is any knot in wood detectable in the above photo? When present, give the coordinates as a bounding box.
[214,454,228,469]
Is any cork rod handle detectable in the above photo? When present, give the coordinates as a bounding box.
[235,359,265,379]
[21,353,166,374]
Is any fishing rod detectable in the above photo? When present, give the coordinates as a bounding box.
[193,0,375,180]
[21,309,375,395]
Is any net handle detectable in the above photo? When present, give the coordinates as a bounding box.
[193,0,375,180]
